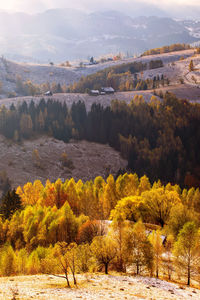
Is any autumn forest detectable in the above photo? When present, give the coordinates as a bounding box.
[0,92,200,187]
[0,89,200,286]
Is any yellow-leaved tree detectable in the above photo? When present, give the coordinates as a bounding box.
[16,180,44,206]
[173,222,200,286]
[141,187,181,227]
[149,230,163,278]
[124,220,154,275]
[91,236,117,274]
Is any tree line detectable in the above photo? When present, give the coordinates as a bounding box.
[68,60,164,93]
[141,43,191,56]
[1,92,200,187]
[14,76,67,97]
[0,173,200,285]
[5,59,165,97]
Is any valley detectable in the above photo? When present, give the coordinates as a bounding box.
[0,48,198,100]
[0,9,198,62]
[1,48,200,190]
[0,5,200,296]
[0,48,194,95]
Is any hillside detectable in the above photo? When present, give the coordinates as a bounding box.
[1,48,200,105]
[0,91,156,111]
[0,135,127,188]
[0,50,200,190]
[0,58,80,96]
[1,2,200,299]
[0,49,195,97]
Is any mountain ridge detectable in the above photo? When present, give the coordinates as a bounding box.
[0,9,198,63]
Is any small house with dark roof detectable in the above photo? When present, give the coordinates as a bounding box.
[101,87,115,94]
[44,91,53,96]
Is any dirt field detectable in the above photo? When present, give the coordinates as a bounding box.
[0,135,127,188]
[0,274,199,300]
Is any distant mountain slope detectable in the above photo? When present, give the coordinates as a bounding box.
[0,49,194,96]
[0,9,197,62]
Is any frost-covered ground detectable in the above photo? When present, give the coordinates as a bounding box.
[0,49,194,95]
[0,274,199,300]
[0,90,155,112]
[1,51,200,110]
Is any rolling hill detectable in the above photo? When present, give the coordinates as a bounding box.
[0,48,195,96]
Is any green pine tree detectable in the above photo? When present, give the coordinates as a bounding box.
[0,189,22,220]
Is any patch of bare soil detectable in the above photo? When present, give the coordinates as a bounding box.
[0,274,199,300]
[0,136,127,188]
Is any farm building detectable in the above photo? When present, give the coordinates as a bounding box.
[90,90,100,96]
[44,91,53,96]
[101,87,115,94]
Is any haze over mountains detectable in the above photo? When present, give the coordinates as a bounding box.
[0,9,199,63]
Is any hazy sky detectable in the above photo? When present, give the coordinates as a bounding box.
[0,0,200,13]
